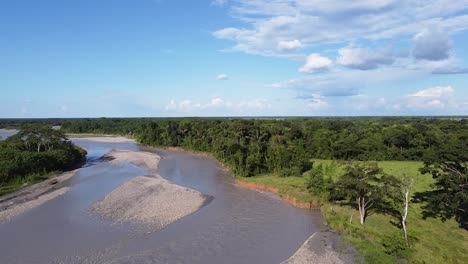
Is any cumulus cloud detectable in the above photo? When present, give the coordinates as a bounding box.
[272,66,422,98]
[413,28,451,61]
[165,97,271,112]
[299,53,332,73]
[405,86,454,109]
[337,47,395,70]
[408,86,454,97]
[211,97,224,106]
[278,40,303,51]
[213,0,468,57]
[216,74,229,80]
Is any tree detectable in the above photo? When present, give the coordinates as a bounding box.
[335,162,400,225]
[400,176,413,243]
[419,133,468,229]
[386,174,413,243]
[307,164,325,196]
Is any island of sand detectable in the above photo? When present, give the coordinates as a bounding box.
[92,149,210,231]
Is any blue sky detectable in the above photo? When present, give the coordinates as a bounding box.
[1,0,468,117]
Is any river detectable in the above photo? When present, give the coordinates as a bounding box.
[0,138,326,264]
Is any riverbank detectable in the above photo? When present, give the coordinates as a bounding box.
[68,134,135,143]
[281,231,359,264]
[236,179,319,209]
[0,169,80,222]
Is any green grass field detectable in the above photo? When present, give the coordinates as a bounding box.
[238,160,468,264]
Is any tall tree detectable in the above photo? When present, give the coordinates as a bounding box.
[419,133,468,229]
[336,162,400,225]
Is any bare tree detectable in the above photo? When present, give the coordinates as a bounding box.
[401,176,414,243]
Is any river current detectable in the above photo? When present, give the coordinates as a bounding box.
[0,139,325,264]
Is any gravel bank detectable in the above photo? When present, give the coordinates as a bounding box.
[93,176,209,230]
[281,231,359,264]
[93,149,210,231]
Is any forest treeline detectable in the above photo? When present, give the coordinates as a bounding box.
[0,125,86,192]
[60,117,466,176]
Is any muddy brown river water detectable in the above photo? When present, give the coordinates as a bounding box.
[0,139,327,264]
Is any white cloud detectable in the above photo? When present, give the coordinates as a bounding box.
[216,74,229,80]
[237,99,271,109]
[211,97,224,106]
[213,0,468,57]
[272,66,424,97]
[306,94,328,110]
[405,86,455,109]
[165,100,178,110]
[165,97,271,113]
[337,47,395,70]
[179,100,192,110]
[408,86,454,97]
[299,53,332,73]
[413,28,451,61]
[278,39,303,51]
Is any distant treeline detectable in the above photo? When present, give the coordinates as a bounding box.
[0,125,86,189]
[57,117,468,177]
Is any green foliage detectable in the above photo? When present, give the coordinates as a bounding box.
[381,232,416,257]
[418,128,468,230]
[333,162,402,225]
[57,117,467,179]
[306,164,325,195]
[0,125,86,194]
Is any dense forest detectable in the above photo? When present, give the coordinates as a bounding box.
[0,125,86,194]
[59,117,466,173]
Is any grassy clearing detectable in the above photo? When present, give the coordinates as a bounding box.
[238,160,468,263]
[0,172,56,196]
[237,174,311,203]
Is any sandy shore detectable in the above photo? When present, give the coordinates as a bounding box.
[0,187,70,222]
[69,135,135,143]
[0,169,79,222]
[92,149,210,231]
[103,149,160,173]
[281,231,359,264]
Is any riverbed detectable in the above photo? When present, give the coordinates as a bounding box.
[0,137,349,264]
